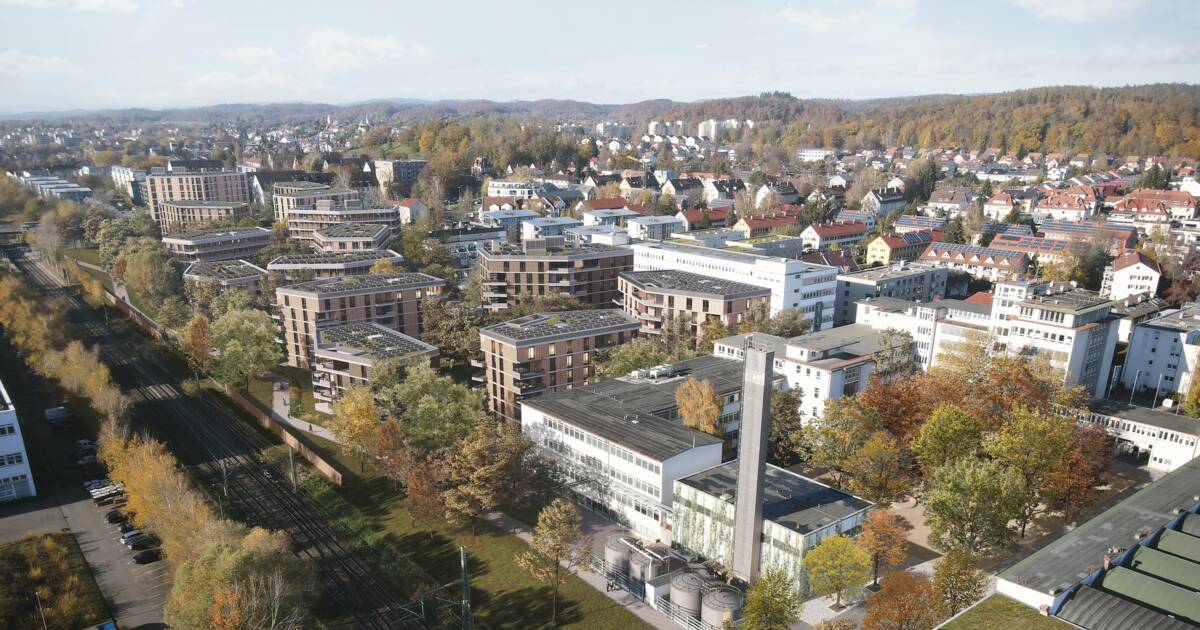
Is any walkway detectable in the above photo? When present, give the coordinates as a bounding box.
[268,378,338,442]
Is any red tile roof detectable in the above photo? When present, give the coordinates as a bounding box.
[1112,250,1161,273]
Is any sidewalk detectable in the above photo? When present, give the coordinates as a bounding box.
[269,379,338,443]
[483,511,675,630]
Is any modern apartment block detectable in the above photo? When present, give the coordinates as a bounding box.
[618,270,771,342]
[834,263,949,325]
[312,322,439,412]
[266,250,404,280]
[479,309,639,422]
[155,200,251,234]
[161,226,272,263]
[1122,304,1200,400]
[312,223,390,252]
[280,196,400,242]
[272,181,359,222]
[0,378,35,502]
[182,259,268,294]
[476,237,634,311]
[631,241,838,329]
[141,167,249,224]
[276,272,445,368]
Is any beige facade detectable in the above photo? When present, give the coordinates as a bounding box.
[161,227,272,263]
[618,270,771,345]
[312,223,391,252]
[157,200,251,234]
[276,272,445,368]
[271,181,359,222]
[476,239,633,311]
[266,250,404,280]
[479,310,639,422]
[311,322,439,410]
[182,259,268,294]
[142,169,249,223]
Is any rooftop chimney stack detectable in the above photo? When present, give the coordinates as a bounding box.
[731,345,773,584]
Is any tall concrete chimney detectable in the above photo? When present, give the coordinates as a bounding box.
[732,345,772,584]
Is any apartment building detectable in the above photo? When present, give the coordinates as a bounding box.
[479,309,639,422]
[631,241,838,329]
[141,167,249,223]
[989,233,1071,265]
[267,250,404,280]
[626,215,686,241]
[182,259,267,294]
[312,322,439,412]
[0,378,35,502]
[312,223,390,252]
[834,263,949,325]
[1038,221,1137,254]
[618,270,771,342]
[161,227,272,263]
[799,221,869,251]
[1101,251,1162,301]
[486,180,542,199]
[520,217,582,241]
[582,207,640,227]
[917,242,1030,281]
[156,200,251,234]
[1123,304,1200,400]
[893,215,946,235]
[281,197,400,242]
[865,231,938,266]
[476,237,634,311]
[271,181,359,222]
[276,272,445,368]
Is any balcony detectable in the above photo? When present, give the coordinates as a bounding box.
[469,357,484,368]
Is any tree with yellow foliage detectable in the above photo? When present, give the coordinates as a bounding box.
[675,376,723,436]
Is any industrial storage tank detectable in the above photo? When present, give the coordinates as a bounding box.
[701,586,743,626]
[629,552,656,581]
[669,571,706,619]
[604,536,631,574]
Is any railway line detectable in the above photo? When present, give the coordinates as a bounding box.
[13,250,427,629]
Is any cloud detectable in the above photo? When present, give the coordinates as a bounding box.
[222,46,280,65]
[1010,0,1147,22]
[0,0,137,11]
[306,28,430,73]
[0,51,81,76]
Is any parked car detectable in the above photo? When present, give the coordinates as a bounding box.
[103,509,124,524]
[129,537,158,551]
[130,549,161,564]
[84,479,110,490]
[118,521,137,534]
[119,530,143,543]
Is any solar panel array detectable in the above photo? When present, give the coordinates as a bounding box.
[484,309,636,342]
[316,322,435,359]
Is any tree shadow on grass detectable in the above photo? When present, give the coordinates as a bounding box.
[479,584,583,630]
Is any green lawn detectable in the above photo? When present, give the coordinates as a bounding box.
[62,246,102,267]
[0,533,109,628]
[298,433,649,630]
[243,366,331,425]
[942,595,1070,629]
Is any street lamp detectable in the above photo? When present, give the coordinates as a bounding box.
[1128,369,1142,405]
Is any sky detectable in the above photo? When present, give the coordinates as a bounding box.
[0,0,1198,114]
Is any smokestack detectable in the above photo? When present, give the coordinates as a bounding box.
[732,345,773,584]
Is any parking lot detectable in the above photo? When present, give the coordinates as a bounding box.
[0,338,169,629]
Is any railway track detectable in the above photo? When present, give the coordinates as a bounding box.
[13,251,426,629]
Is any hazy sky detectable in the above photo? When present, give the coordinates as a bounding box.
[0,0,1197,113]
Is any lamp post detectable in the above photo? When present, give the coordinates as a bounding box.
[1129,369,1142,405]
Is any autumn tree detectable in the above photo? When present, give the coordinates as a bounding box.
[925,458,1027,554]
[912,403,982,473]
[594,337,673,380]
[858,376,934,444]
[181,313,212,376]
[741,570,804,630]
[768,387,807,466]
[329,385,380,470]
[698,315,730,352]
[516,498,593,624]
[444,420,516,535]
[859,509,909,587]
[985,407,1074,537]
[1047,424,1111,519]
[676,376,723,436]
[862,571,943,630]
[805,534,871,607]
[806,397,884,488]
[930,551,987,617]
[848,431,910,506]
[370,417,411,489]
[369,258,399,273]
[211,309,281,387]
[374,360,484,456]
[406,456,445,540]
[739,302,811,337]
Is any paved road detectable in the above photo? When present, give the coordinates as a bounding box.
[0,332,169,629]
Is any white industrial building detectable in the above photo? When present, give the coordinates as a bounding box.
[632,241,838,328]
[1070,401,1200,473]
[1123,304,1200,400]
[0,377,35,502]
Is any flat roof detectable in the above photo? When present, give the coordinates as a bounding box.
[619,270,770,299]
[163,226,271,243]
[679,461,872,536]
[1140,305,1200,333]
[314,222,390,239]
[480,309,638,345]
[1021,289,1113,313]
[315,322,438,363]
[586,354,760,415]
[278,272,443,296]
[183,259,266,281]
[633,241,833,271]
[838,262,942,284]
[482,242,631,258]
[159,200,247,209]
[1085,400,1200,436]
[267,250,400,269]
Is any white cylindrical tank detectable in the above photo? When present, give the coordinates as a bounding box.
[629,552,651,581]
[701,586,743,626]
[604,536,630,574]
[669,571,705,619]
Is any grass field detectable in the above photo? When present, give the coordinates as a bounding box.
[0,533,109,629]
[942,595,1070,630]
[243,365,330,425]
[62,246,103,267]
[297,433,648,630]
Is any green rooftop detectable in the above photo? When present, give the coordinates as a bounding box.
[1095,566,1200,624]
[1128,546,1200,591]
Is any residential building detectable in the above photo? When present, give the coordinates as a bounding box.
[142,167,249,223]
[1123,304,1200,400]
[1038,221,1138,254]
[619,270,771,342]
[833,209,876,229]
[161,227,272,263]
[281,197,399,243]
[486,179,542,199]
[1033,190,1093,222]
[732,212,801,238]
[860,188,906,215]
[927,188,974,214]
[276,272,445,368]
[248,171,334,207]
[477,208,540,232]
[1070,401,1200,473]
[989,233,1071,265]
[582,207,640,227]
[754,181,799,208]
[1101,251,1162,300]
[1111,293,1170,343]
[799,221,869,251]
[983,192,1017,220]
[0,378,35,502]
[267,250,404,280]
[796,147,836,162]
[917,242,1030,281]
[271,181,358,222]
[676,207,731,230]
[565,225,631,246]
[395,198,428,225]
[373,159,427,195]
[893,215,946,234]
[1110,189,1198,223]
[520,216,582,241]
[311,322,439,412]
[864,231,937,266]
[156,200,251,234]
[476,238,633,311]
[632,241,837,327]
[182,259,267,294]
[312,223,390,252]
[430,225,506,273]
[626,215,686,241]
[479,309,639,422]
[110,165,146,203]
[834,263,949,325]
